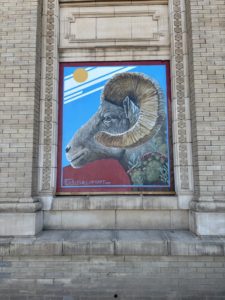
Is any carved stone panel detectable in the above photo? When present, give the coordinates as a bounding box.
[60,5,169,49]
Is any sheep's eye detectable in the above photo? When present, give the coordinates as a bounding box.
[103,115,112,125]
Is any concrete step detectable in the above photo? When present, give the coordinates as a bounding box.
[1,230,225,256]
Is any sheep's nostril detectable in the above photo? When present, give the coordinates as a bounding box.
[65,146,71,153]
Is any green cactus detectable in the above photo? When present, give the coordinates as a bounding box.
[128,151,168,185]
[130,168,144,185]
[145,159,162,183]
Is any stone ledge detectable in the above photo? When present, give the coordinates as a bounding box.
[0,230,224,257]
[0,212,43,236]
[190,201,225,212]
[42,196,179,211]
[44,209,189,230]
[0,202,42,213]
[59,0,168,6]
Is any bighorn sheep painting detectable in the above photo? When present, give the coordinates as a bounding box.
[57,62,173,194]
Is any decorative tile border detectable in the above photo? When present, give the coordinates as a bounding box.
[169,0,193,200]
[39,0,59,194]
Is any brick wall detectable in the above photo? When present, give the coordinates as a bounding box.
[0,0,41,200]
[0,256,224,299]
[186,0,225,201]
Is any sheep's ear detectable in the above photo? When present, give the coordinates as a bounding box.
[123,96,131,118]
[123,96,139,126]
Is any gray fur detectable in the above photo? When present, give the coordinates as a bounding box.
[66,97,153,170]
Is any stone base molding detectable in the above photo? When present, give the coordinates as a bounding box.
[0,202,42,213]
[190,201,225,213]
[190,211,225,236]
[0,198,43,236]
[0,212,43,236]
[190,199,225,235]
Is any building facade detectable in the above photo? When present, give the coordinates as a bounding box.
[0,0,225,298]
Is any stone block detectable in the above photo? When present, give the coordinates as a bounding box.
[190,211,225,236]
[115,230,168,256]
[44,211,62,229]
[9,239,62,256]
[0,212,43,236]
[7,230,69,256]
[177,193,193,209]
[62,211,115,229]
[143,196,178,209]
[166,230,195,255]
[0,202,42,213]
[98,16,132,39]
[167,230,225,256]
[0,238,11,256]
[116,210,171,229]
[171,210,189,229]
[63,230,114,255]
[51,197,87,210]
[44,211,115,230]
[75,18,96,40]
[88,196,117,210]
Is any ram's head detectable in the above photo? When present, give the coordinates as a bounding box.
[65,72,165,169]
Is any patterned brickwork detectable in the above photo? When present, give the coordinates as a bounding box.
[0,0,41,200]
[0,256,224,299]
[186,0,225,200]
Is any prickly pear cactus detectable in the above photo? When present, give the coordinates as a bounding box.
[130,169,144,185]
[128,152,168,185]
[145,160,161,182]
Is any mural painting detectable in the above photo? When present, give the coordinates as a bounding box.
[57,61,173,194]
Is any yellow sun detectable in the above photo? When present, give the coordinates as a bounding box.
[73,68,88,83]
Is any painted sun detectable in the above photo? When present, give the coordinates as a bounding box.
[73,68,88,83]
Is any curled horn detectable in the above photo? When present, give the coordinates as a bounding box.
[95,72,165,148]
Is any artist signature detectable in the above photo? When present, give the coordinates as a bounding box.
[64,179,111,186]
